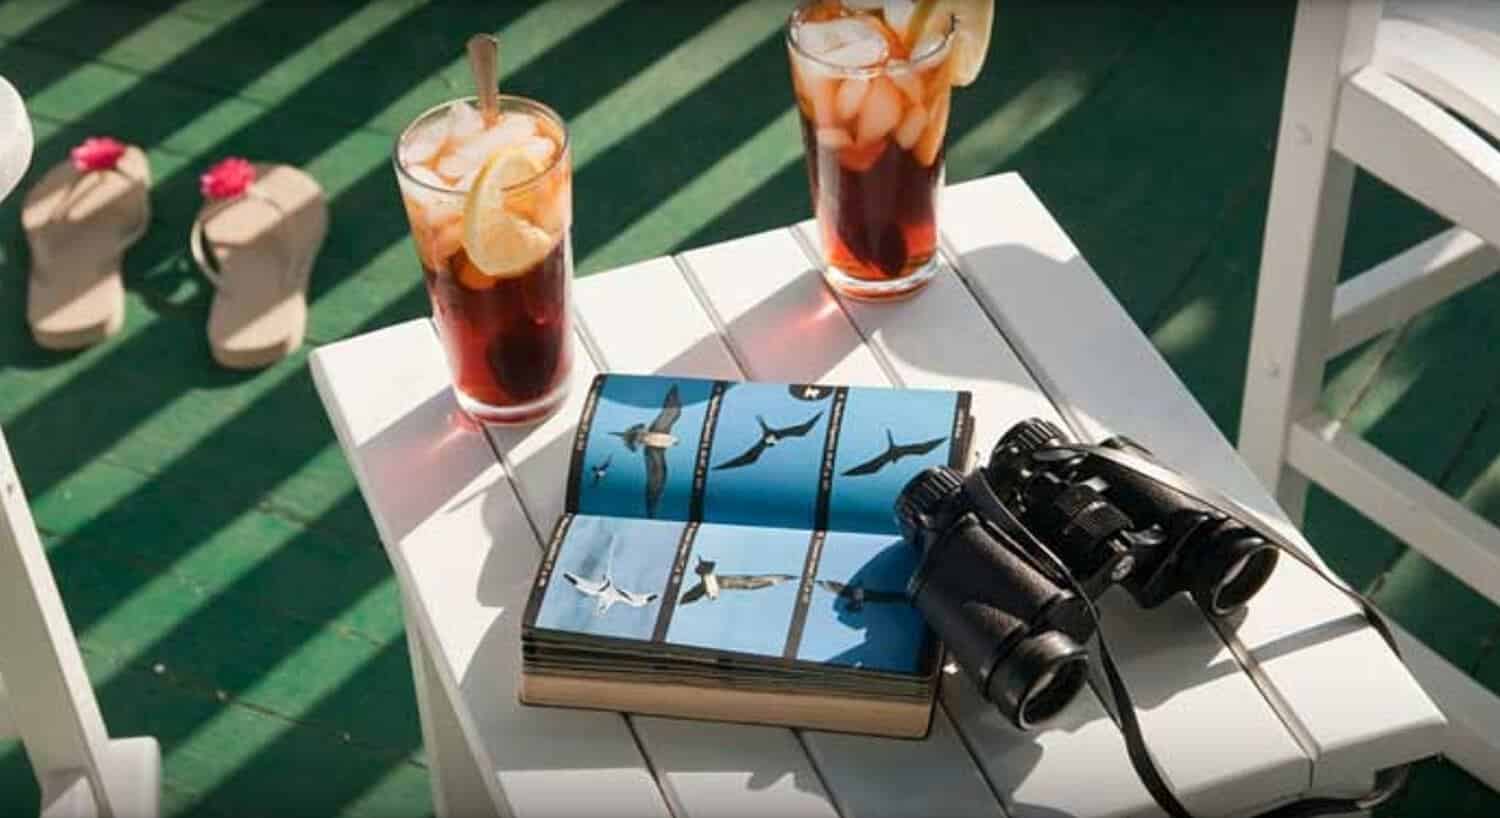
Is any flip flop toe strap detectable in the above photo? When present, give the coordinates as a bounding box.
[32,167,149,286]
[190,184,303,296]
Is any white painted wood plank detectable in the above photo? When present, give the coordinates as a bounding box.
[662,235,1011,818]
[1237,0,1380,524]
[0,675,12,741]
[1375,16,1500,141]
[1288,413,1500,608]
[309,322,670,818]
[940,174,1444,792]
[680,227,1141,818]
[483,257,840,818]
[1391,620,1500,791]
[1334,68,1500,251]
[785,215,1308,816]
[1329,228,1499,357]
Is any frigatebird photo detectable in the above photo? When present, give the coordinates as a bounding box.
[678,556,798,605]
[840,430,947,477]
[609,385,681,517]
[713,411,823,471]
[813,580,908,613]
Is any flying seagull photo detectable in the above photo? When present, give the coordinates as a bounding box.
[840,431,947,476]
[561,535,662,616]
[679,556,798,605]
[713,411,823,470]
[610,385,682,517]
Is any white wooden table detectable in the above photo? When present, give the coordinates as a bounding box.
[311,173,1445,818]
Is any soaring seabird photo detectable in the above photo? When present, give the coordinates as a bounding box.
[562,538,661,616]
[814,580,908,613]
[713,411,823,470]
[840,430,947,476]
[590,454,612,486]
[610,385,681,517]
[678,556,798,605]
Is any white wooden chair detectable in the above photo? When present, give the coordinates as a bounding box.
[1239,0,1500,792]
[0,429,161,818]
[1,78,161,817]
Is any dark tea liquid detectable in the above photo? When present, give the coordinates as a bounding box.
[425,241,572,422]
[800,116,944,285]
[788,3,955,300]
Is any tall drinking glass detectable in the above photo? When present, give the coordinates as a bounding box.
[394,96,573,424]
[788,1,956,301]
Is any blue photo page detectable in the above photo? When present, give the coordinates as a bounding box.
[524,374,972,674]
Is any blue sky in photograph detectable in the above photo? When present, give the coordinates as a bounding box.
[797,531,929,673]
[534,515,684,641]
[665,521,811,658]
[828,387,960,535]
[577,375,714,521]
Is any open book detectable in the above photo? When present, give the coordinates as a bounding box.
[520,374,974,738]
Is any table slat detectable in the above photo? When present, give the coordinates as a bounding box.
[490,257,841,818]
[309,321,670,818]
[568,254,1008,818]
[938,174,1445,790]
[793,198,1310,813]
[678,228,1156,818]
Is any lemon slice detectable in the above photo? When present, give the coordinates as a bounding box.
[462,146,556,278]
[909,0,994,87]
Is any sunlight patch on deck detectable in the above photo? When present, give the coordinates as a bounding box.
[580,108,802,273]
[947,69,1088,181]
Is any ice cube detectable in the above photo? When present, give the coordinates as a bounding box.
[915,90,949,166]
[888,68,925,104]
[894,103,927,150]
[795,17,889,67]
[437,149,484,184]
[855,76,903,144]
[805,72,839,127]
[822,37,888,69]
[816,127,852,149]
[519,135,555,167]
[400,117,448,166]
[835,78,869,122]
[402,164,462,220]
[451,114,537,169]
[446,101,484,141]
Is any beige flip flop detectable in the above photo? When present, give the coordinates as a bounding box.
[190,158,328,370]
[22,137,150,350]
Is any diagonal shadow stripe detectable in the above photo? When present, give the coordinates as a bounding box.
[0,0,173,95]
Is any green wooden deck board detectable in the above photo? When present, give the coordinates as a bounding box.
[4,1,1500,814]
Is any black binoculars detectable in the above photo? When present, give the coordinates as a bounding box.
[897,417,1281,730]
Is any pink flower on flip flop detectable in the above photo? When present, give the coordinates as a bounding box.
[70,137,128,172]
[200,157,256,200]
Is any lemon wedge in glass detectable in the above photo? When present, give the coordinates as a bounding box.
[461,146,555,278]
[909,0,994,87]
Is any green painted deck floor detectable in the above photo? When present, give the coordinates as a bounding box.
[1,1,1498,815]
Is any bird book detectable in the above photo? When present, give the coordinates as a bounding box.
[518,373,974,738]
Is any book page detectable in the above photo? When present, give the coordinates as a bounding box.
[524,513,935,676]
[566,374,972,535]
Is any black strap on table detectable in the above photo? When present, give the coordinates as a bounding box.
[958,445,1412,817]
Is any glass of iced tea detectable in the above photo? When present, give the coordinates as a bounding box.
[395,96,573,424]
[788,0,987,301]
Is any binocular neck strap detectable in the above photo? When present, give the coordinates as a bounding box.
[964,450,1412,817]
